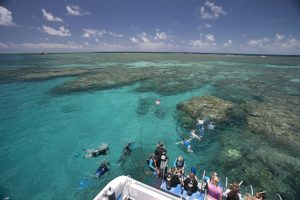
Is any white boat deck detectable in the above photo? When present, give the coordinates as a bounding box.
[93,176,181,200]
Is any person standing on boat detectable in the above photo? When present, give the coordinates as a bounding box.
[160,151,168,178]
[207,173,223,200]
[155,142,167,167]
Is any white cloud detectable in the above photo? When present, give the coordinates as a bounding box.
[223,40,232,47]
[138,32,150,43]
[190,39,216,49]
[0,42,82,50]
[66,5,89,16]
[190,33,217,50]
[41,9,63,22]
[0,6,16,26]
[129,37,139,44]
[0,42,19,48]
[108,31,123,38]
[205,23,212,28]
[247,34,300,52]
[198,1,226,19]
[205,34,215,42]
[22,42,82,49]
[275,33,285,41]
[42,26,71,37]
[247,37,270,48]
[129,32,173,50]
[155,32,168,40]
[82,29,106,38]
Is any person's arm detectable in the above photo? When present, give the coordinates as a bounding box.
[149,159,156,171]
[219,188,223,200]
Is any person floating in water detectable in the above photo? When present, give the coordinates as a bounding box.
[84,143,109,158]
[176,138,193,152]
[155,100,161,105]
[94,160,109,178]
[117,142,133,166]
[208,122,215,130]
[190,129,201,141]
[197,118,205,134]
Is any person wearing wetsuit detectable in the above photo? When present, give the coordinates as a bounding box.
[183,172,199,196]
[95,161,109,178]
[84,144,109,158]
[117,143,132,165]
[155,143,167,167]
[165,168,180,190]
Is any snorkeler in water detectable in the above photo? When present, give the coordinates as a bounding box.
[190,129,202,141]
[94,160,110,178]
[84,143,109,158]
[176,138,193,152]
[117,142,133,165]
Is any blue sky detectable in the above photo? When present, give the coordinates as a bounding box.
[0,0,300,54]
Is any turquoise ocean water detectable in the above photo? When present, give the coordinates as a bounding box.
[0,53,299,199]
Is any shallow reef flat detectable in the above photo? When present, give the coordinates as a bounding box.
[0,67,92,83]
[243,95,300,154]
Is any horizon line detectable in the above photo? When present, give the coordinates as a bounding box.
[0,51,299,57]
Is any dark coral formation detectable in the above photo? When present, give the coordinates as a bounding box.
[51,67,158,94]
[176,96,235,129]
[216,129,300,199]
[0,67,91,83]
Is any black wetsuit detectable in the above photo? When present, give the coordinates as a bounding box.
[165,172,180,190]
[92,148,108,157]
[155,146,167,167]
[184,177,198,196]
[117,143,132,165]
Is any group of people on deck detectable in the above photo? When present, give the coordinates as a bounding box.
[147,142,266,200]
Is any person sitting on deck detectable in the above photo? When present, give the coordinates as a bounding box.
[183,172,199,196]
[223,182,241,200]
[207,173,223,200]
[165,167,181,190]
[174,156,185,175]
[84,143,109,158]
[147,154,160,176]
